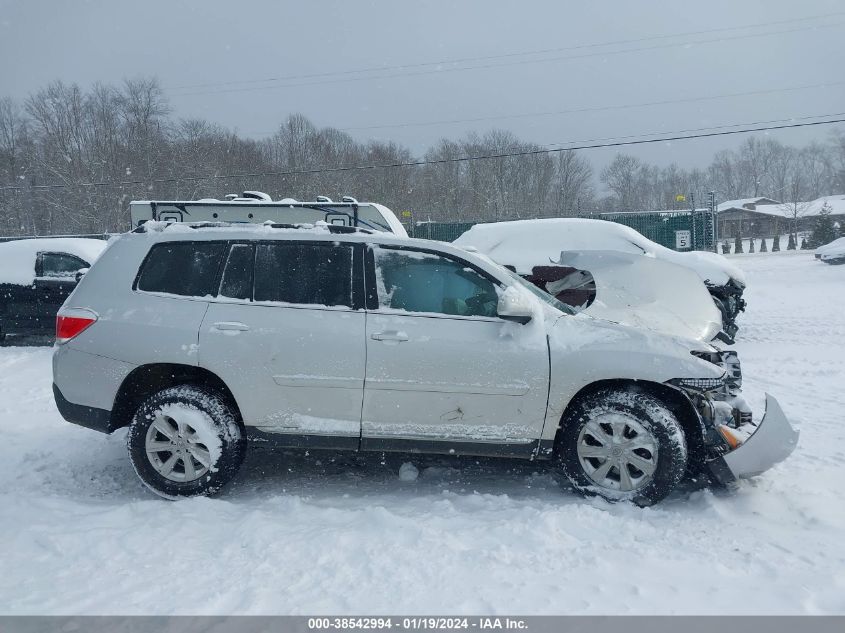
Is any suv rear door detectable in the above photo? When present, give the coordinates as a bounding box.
[198,239,366,446]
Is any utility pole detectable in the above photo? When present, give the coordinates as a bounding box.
[689,192,696,249]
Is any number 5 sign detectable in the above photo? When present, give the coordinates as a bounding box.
[675,230,691,249]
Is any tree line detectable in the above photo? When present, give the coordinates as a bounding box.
[1,77,844,235]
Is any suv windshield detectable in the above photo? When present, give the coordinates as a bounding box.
[462,248,575,314]
[502,267,576,315]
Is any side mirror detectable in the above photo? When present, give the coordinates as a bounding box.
[497,287,533,324]
[75,268,89,282]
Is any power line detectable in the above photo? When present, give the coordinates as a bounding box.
[3,116,843,192]
[333,80,845,133]
[542,112,845,150]
[168,11,845,93]
[167,21,845,98]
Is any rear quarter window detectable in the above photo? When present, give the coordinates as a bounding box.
[136,242,226,297]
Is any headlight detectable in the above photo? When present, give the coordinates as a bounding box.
[671,377,726,392]
[690,350,720,364]
[690,349,742,391]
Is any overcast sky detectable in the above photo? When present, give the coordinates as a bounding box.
[1,0,843,170]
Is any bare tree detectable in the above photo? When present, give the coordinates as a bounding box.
[1,76,843,237]
[0,98,34,233]
[554,151,593,216]
[601,154,645,211]
[779,164,813,237]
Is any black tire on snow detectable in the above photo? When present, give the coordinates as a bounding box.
[127,385,246,499]
[556,387,688,506]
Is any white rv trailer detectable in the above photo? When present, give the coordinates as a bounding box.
[129,192,408,237]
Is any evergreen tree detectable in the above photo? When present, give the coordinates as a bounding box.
[801,236,810,250]
[734,234,744,254]
[760,238,767,252]
[748,238,755,253]
[772,234,781,252]
[810,203,838,247]
[787,233,797,250]
[721,241,731,254]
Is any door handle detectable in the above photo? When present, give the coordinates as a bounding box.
[213,321,250,331]
[371,331,409,342]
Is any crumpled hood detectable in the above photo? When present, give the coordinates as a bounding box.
[556,250,725,343]
[548,311,724,382]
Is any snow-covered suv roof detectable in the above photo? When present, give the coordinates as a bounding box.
[454,218,746,287]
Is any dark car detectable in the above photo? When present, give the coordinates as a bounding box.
[0,238,107,342]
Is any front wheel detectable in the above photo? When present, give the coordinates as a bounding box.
[556,387,688,506]
[127,385,245,499]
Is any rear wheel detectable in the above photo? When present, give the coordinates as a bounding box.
[127,385,245,499]
[557,387,688,506]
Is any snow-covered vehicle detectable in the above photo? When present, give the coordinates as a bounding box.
[454,219,747,343]
[814,237,845,265]
[0,238,107,341]
[129,191,408,236]
[51,221,797,505]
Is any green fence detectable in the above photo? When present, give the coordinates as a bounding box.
[408,211,716,251]
[597,210,715,251]
[408,221,477,242]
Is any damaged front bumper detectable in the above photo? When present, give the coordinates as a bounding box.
[707,393,799,484]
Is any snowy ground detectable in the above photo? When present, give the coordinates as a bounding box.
[0,251,843,615]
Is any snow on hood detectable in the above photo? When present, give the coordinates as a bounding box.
[0,238,108,286]
[816,237,845,259]
[454,218,745,287]
[556,250,724,343]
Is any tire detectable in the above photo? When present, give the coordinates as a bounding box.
[127,385,246,499]
[556,386,688,506]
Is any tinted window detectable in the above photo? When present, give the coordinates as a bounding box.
[137,242,226,297]
[373,247,498,317]
[41,253,87,278]
[219,244,254,300]
[254,242,352,307]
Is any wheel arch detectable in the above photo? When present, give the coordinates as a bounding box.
[555,378,706,465]
[110,363,243,431]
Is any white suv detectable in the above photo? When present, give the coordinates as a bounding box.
[52,222,798,505]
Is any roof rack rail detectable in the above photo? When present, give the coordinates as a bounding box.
[133,220,374,235]
[263,222,373,235]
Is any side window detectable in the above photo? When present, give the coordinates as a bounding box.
[137,242,226,297]
[41,253,87,279]
[218,244,254,300]
[373,247,499,317]
[254,242,353,308]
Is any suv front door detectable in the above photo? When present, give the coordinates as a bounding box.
[361,245,550,454]
[199,240,366,447]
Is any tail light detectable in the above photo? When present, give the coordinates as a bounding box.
[56,309,98,344]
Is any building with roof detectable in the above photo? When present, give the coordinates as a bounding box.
[717,195,845,238]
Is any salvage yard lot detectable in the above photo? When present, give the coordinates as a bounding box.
[0,251,842,615]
